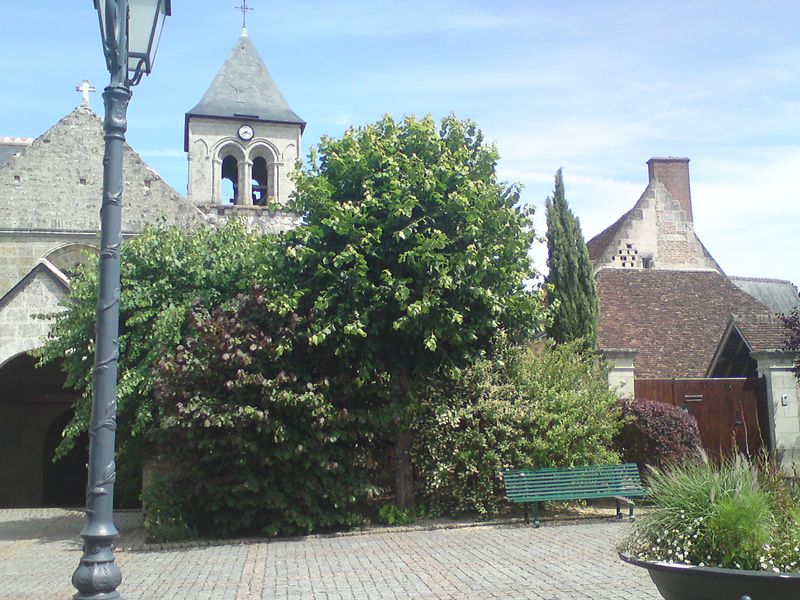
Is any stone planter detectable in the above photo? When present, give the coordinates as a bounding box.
[619,554,800,600]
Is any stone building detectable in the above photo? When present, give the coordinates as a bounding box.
[0,29,303,507]
[588,157,799,469]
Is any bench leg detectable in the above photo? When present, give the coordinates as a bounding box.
[532,502,540,528]
[524,504,529,525]
[629,504,635,521]
[615,499,622,519]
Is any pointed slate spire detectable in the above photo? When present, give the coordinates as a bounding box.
[187,32,305,130]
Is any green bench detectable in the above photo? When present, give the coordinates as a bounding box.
[502,463,646,527]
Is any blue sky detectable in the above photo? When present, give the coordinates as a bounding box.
[2,1,799,286]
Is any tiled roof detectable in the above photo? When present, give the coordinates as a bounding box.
[596,268,774,378]
[731,313,788,352]
[729,276,800,315]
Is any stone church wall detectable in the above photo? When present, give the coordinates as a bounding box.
[0,269,67,368]
[0,233,93,297]
[187,118,301,206]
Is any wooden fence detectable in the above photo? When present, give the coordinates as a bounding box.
[633,377,769,459]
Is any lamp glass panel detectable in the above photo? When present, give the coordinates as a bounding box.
[127,0,159,72]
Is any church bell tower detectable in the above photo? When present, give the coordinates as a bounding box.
[184,27,305,211]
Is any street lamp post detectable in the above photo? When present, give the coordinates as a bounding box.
[71,2,170,598]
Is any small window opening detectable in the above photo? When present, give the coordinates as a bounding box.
[252,156,268,206]
[79,177,87,185]
[13,175,20,182]
[221,155,239,204]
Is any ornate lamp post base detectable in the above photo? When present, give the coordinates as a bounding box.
[72,539,122,600]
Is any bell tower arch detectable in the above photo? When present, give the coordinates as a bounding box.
[185,29,305,212]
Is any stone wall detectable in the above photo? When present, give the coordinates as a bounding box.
[754,351,800,473]
[601,181,720,272]
[0,233,93,297]
[0,267,67,368]
[603,348,637,398]
[0,106,204,235]
[187,117,302,207]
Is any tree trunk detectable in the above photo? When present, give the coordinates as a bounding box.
[393,429,415,511]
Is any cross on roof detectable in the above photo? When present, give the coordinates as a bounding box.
[235,1,254,29]
[75,80,96,107]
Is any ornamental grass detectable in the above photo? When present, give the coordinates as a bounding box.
[619,452,800,572]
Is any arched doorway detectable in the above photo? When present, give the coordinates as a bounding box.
[43,410,88,507]
[0,353,82,507]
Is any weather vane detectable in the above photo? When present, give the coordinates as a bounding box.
[235,1,254,29]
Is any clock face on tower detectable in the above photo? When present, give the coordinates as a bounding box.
[238,124,254,141]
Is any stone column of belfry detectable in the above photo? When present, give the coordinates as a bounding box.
[270,160,279,203]
[237,159,253,205]
[210,156,220,204]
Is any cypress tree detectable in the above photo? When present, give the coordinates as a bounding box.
[545,168,599,346]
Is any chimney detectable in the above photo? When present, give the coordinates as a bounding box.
[647,157,692,222]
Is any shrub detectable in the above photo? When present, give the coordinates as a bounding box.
[141,475,198,543]
[620,454,800,572]
[615,398,701,474]
[378,503,414,526]
[412,339,622,517]
[151,286,373,538]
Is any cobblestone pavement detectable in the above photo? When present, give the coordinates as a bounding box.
[0,508,661,599]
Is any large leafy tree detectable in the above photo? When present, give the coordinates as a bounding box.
[545,168,599,346]
[276,114,547,508]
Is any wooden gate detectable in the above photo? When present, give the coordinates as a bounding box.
[633,378,769,460]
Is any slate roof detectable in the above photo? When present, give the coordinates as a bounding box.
[729,276,800,315]
[187,32,305,129]
[596,268,774,378]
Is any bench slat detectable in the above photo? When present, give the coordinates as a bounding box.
[502,463,646,504]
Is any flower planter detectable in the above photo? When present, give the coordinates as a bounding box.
[619,554,800,600]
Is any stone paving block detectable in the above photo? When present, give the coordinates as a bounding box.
[0,509,661,599]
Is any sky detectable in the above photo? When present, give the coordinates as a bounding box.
[2,1,799,287]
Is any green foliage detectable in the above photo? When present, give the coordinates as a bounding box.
[281,114,547,388]
[412,338,622,517]
[378,503,414,526]
[620,454,800,572]
[545,169,599,346]
[151,286,372,537]
[35,221,270,464]
[781,307,800,380]
[278,113,549,509]
[142,475,198,543]
[615,398,702,476]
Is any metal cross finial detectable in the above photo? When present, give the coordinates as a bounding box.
[235,1,254,29]
[76,80,97,107]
